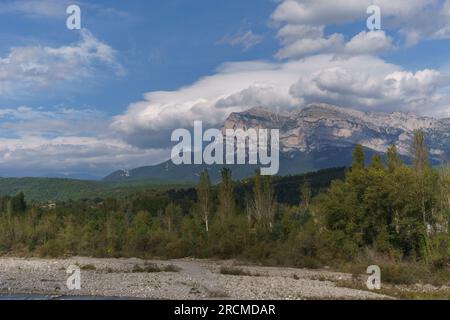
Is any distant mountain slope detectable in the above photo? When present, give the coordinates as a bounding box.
[0,177,191,202]
[0,178,105,202]
[104,146,380,183]
[105,103,449,183]
[0,168,347,203]
[224,103,449,158]
[0,168,346,206]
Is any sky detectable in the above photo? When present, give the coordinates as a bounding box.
[1,0,450,178]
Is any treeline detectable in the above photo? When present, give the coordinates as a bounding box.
[0,131,448,274]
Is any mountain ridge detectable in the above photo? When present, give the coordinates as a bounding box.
[105,103,449,182]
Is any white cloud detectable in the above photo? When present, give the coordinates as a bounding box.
[290,63,450,113]
[0,30,122,97]
[111,60,303,147]
[275,33,344,59]
[0,106,168,177]
[271,0,447,57]
[0,135,169,177]
[0,0,130,20]
[112,54,450,148]
[0,0,72,18]
[344,31,394,55]
[218,29,264,51]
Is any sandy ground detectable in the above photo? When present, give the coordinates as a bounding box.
[0,257,389,300]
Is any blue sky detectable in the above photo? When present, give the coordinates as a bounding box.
[0,0,278,114]
[0,0,450,178]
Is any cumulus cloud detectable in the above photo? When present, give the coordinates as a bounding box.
[0,135,168,178]
[290,63,450,113]
[0,29,122,97]
[218,29,264,51]
[276,33,344,59]
[112,54,450,148]
[270,0,450,57]
[111,59,308,148]
[344,31,394,55]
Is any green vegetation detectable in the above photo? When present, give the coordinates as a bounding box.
[131,262,175,273]
[0,130,448,286]
[219,266,261,277]
[0,167,345,203]
[0,177,193,202]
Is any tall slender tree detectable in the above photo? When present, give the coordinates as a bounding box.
[218,168,235,220]
[352,144,365,170]
[387,145,402,172]
[411,129,429,175]
[249,170,276,231]
[300,181,312,212]
[411,130,431,226]
[162,202,182,233]
[198,170,212,232]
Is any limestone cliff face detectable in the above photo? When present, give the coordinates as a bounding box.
[223,103,449,161]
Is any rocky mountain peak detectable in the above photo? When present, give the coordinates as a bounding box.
[223,103,449,160]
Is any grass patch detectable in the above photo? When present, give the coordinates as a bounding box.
[335,279,450,300]
[80,264,96,271]
[162,264,181,272]
[219,266,262,277]
[131,262,181,273]
[338,257,450,286]
[310,275,329,282]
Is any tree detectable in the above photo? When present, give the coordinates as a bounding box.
[352,144,365,170]
[162,202,182,233]
[387,145,402,172]
[370,154,384,170]
[300,181,312,212]
[218,168,235,220]
[436,163,450,232]
[11,192,26,213]
[411,130,431,227]
[197,170,212,232]
[248,170,277,231]
[411,129,429,175]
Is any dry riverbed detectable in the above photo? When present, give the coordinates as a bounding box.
[0,257,400,299]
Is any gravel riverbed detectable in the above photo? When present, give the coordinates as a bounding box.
[0,257,388,300]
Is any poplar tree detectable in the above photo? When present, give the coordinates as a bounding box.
[249,170,276,231]
[387,145,402,172]
[218,168,235,220]
[163,202,182,233]
[352,144,365,170]
[198,170,212,232]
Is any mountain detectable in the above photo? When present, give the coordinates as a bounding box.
[0,177,192,202]
[42,172,103,181]
[104,103,450,183]
[224,103,449,159]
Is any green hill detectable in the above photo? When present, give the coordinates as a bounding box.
[0,167,347,203]
[0,177,192,203]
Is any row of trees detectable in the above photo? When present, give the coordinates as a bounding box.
[318,141,449,265]
[0,130,448,271]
